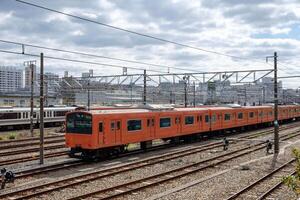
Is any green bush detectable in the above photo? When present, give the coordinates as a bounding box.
[282,148,300,196]
[8,133,16,140]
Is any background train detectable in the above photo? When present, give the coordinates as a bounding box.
[0,106,77,130]
[65,104,300,159]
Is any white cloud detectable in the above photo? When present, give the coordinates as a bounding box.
[0,0,299,88]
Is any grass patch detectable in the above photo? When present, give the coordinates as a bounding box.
[8,133,16,140]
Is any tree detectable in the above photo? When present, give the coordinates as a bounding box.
[282,148,300,196]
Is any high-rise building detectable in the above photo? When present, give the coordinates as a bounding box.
[0,66,23,92]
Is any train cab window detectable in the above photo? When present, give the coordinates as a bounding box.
[99,122,103,132]
[127,120,142,131]
[224,114,231,121]
[185,116,194,125]
[66,113,92,134]
[249,112,254,118]
[238,113,243,119]
[205,115,210,123]
[160,118,171,128]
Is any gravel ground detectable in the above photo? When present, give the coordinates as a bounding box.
[151,139,300,200]
[1,123,300,200]
[0,127,61,140]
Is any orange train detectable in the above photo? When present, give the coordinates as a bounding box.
[65,105,300,159]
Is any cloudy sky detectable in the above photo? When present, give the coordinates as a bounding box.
[0,0,300,88]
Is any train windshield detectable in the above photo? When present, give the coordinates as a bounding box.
[66,113,92,134]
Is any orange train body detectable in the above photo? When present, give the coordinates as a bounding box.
[65,105,300,156]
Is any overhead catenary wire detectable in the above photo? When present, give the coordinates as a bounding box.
[0,39,206,73]
[0,49,164,73]
[15,0,271,65]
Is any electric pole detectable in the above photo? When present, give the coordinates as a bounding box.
[267,52,279,154]
[183,75,189,107]
[143,70,147,105]
[193,81,196,107]
[87,78,90,111]
[39,53,44,165]
[24,60,36,137]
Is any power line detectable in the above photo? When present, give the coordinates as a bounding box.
[15,0,269,64]
[0,39,204,73]
[0,49,164,73]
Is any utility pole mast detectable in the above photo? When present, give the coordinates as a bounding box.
[193,81,196,107]
[183,75,189,107]
[24,60,36,137]
[143,70,147,105]
[267,52,279,154]
[87,78,90,111]
[39,53,44,165]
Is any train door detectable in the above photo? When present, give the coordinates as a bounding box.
[175,116,181,134]
[110,120,122,144]
[147,118,155,138]
[98,121,104,145]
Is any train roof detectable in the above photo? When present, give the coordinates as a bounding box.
[0,106,76,113]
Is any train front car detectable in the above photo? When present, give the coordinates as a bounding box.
[65,111,96,159]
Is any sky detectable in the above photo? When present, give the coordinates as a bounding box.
[0,0,300,88]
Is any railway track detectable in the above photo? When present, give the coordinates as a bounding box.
[0,143,66,157]
[64,131,300,200]
[0,150,68,167]
[0,134,63,145]
[11,124,300,179]
[225,159,296,200]
[1,130,299,200]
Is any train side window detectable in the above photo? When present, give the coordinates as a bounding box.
[147,119,150,127]
[151,119,155,126]
[160,118,171,128]
[224,114,231,121]
[99,122,103,132]
[238,113,243,119]
[111,122,115,130]
[249,112,254,118]
[127,120,142,131]
[33,112,37,118]
[197,116,200,122]
[269,111,273,116]
[259,112,263,117]
[199,116,202,122]
[117,121,121,130]
[205,115,210,123]
[185,116,194,125]
[211,115,216,123]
